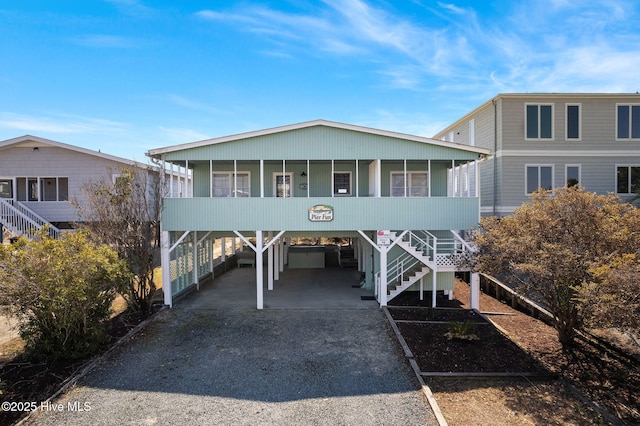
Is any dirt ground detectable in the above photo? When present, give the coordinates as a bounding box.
[388,280,639,425]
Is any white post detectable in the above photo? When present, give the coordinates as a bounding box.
[470,273,480,310]
[256,231,264,309]
[419,276,424,301]
[279,238,285,272]
[268,231,274,290]
[355,159,359,198]
[380,248,387,307]
[193,231,199,290]
[274,239,280,281]
[428,159,431,197]
[260,159,264,198]
[432,269,437,308]
[376,159,381,197]
[221,238,226,263]
[209,237,215,280]
[161,230,172,307]
[209,160,213,198]
[232,237,237,255]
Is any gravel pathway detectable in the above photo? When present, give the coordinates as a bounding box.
[25,307,437,425]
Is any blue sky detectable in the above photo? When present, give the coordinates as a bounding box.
[1,0,639,160]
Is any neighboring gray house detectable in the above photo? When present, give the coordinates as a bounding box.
[0,135,173,240]
[434,93,640,216]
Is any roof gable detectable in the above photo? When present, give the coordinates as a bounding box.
[0,135,142,167]
[147,120,490,161]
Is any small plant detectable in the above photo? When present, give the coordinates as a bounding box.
[445,321,479,341]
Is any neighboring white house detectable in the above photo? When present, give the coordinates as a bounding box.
[0,135,184,240]
[434,93,640,216]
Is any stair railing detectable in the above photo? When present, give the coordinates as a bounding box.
[0,199,60,239]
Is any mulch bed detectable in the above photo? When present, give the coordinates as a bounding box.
[388,306,546,374]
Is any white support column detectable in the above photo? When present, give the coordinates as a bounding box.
[169,163,174,197]
[185,160,190,197]
[376,159,381,197]
[232,237,237,255]
[212,238,216,280]
[260,159,264,198]
[268,231,274,290]
[355,159,359,198]
[419,276,424,301]
[403,159,407,197]
[380,249,388,307]
[428,159,431,197]
[279,238,285,272]
[193,231,199,290]
[161,230,172,307]
[209,160,213,198]
[306,160,310,198]
[432,269,437,308]
[274,239,280,281]
[221,238,226,263]
[256,231,264,310]
[470,273,480,310]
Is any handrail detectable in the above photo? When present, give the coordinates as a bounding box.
[0,199,60,239]
[450,230,475,253]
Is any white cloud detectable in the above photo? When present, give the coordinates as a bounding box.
[158,126,211,143]
[0,112,128,134]
[69,34,140,48]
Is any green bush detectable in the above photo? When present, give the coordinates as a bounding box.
[0,229,131,360]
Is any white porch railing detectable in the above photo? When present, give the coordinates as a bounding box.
[0,199,60,239]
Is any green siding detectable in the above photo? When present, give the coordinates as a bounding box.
[163,126,483,162]
[162,196,480,232]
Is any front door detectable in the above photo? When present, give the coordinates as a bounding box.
[0,178,14,200]
[273,173,293,197]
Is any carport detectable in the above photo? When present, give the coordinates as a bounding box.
[186,264,377,310]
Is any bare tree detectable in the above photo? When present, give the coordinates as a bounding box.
[74,165,163,317]
[473,186,640,349]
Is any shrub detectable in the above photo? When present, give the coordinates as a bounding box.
[0,229,131,360]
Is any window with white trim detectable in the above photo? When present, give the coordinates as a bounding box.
[526,166,553,194]
[566,165,580,187]
[566,104,581,140]
[616,104,640,140]
[526,104,553,139]
[390,172,428,197]
[616,166,640,194]
[212,172,250,197]
[333,172,351,195]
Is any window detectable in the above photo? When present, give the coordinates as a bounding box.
[526,104,553,139]
[273,173,292,197]
[15,177,68,201]
[566,165,580,187]
[0,179,12,199]
[566,104,581,140]
[526,166,553,194]
[617,104,640,139]
[391,172,428,197]
[333,172,351,196]
[616,166,640,194]
[212,172,250,197]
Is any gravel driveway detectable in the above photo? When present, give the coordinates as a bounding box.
[25,306,437,425]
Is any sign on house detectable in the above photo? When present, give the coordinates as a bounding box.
[308,205,334,222]
[377,230,391,246]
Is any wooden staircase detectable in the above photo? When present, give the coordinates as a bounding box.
[0,198,60,240]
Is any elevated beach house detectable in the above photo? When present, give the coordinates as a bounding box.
[146,120,490,309]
